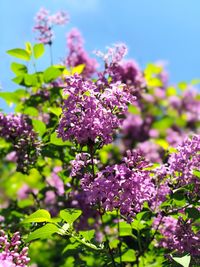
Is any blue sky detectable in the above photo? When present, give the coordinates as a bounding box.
[1,0,200,111]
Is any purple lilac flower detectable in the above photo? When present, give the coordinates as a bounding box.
[150,165,171,210]
[153,215,200,255]
[117,60,145,90]
[17,184,38,200]
[81,150,156,220]
[47,166,64,196]
[168,135,200,194]
[70,153,91,177]
[96,43,127,66]
[0,113,40,173]
[57,74,135,146]
[136,140,163,163]
[64,28,98,78]
[169,88,200,125]
[166,128,187,147]
[33,8,68,44]
[121,114,153,146]
[0,230,30,266]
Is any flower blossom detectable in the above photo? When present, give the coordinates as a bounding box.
[64,28,98,78]
[0,230,30,266]
[0,113,40,173]
[168,135,200,194]
[33,7,68,44]
[153,215,200,255]
[81,150,156,220]
[57,74,135,146]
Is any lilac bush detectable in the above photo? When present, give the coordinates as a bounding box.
[0,6,199,267]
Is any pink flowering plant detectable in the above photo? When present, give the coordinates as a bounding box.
[0,7,199,267]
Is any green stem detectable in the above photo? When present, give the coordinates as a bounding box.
[117,210,122,267]
[99,208,116,267]
[49,44,53,65]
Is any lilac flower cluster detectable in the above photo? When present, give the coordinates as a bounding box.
[33,7,68,44]
[96,43,128,66]
[153,215,200,255]
[168,135,200,193]
[70,153,91,177]
[81,150,156,220]
[136,140,163,163]
[57,74,135,146]
[0,113,40,173]
[96,44,145,96]
[64,28,98,78]
[122,114,154,146]
[47,166,64,196]
[169,88,200,124]
[117,60,145,90]
[0,230,30,266]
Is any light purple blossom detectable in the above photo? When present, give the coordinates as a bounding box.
[33,8,68,44]
[0,230,30,266]
[168,135,200,193]
[153,215,200,255]
[64,28,98,78]
[47,166,64,196]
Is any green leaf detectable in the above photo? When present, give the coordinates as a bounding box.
[24,74,38,87]
[25,42,32,55]
[171,254,191,267]
[33,43,45,59]
[60,209,82,224]
[193,169,200,179]
[50,132,71,146]
[43,66,62,83]
[152,117,174,131]
[118,221,132,237]
[23,107,39,117]
[22,209,51,224]
[11,62,28,75]
[128,104,140,115]
[48,107,62,117]
[32,119,46,137]
[71,64,85,75]
[115,249,136,263]
[79,230,95,242]
[26,223,60,242]
[12,75,24,85]
[185,207,200,221]
[0,92,19,105]
[154,139,169,150]
[0,89,28,106]
[7,48,30,61]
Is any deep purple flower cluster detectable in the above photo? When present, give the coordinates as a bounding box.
[153,215,200,255]
[57,74,135,146]
[33,7,68,44]
[64,28,98,78]
[0,230,30,266]
[117,60,145,90]
[81,150,156,220]
[0,113,40,173]
[168,135,200,194]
